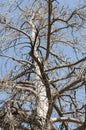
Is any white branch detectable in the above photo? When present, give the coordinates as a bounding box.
[51,117,83,124]
[15,85,37,95]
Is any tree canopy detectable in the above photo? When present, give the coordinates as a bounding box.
[0,0,86,130]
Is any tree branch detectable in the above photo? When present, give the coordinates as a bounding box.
[45,0,52,62]
[51,117,83,124]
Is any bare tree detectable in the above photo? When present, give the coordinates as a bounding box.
[0,0,86,130]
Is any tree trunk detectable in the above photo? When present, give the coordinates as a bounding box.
[30,17,49,130]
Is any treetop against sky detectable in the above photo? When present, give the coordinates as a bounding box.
[0,0,86,130]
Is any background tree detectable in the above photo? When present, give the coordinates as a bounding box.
[0,0,86,130]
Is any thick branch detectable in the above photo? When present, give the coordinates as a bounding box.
[45,0,52,61]
[51,117,83,124]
